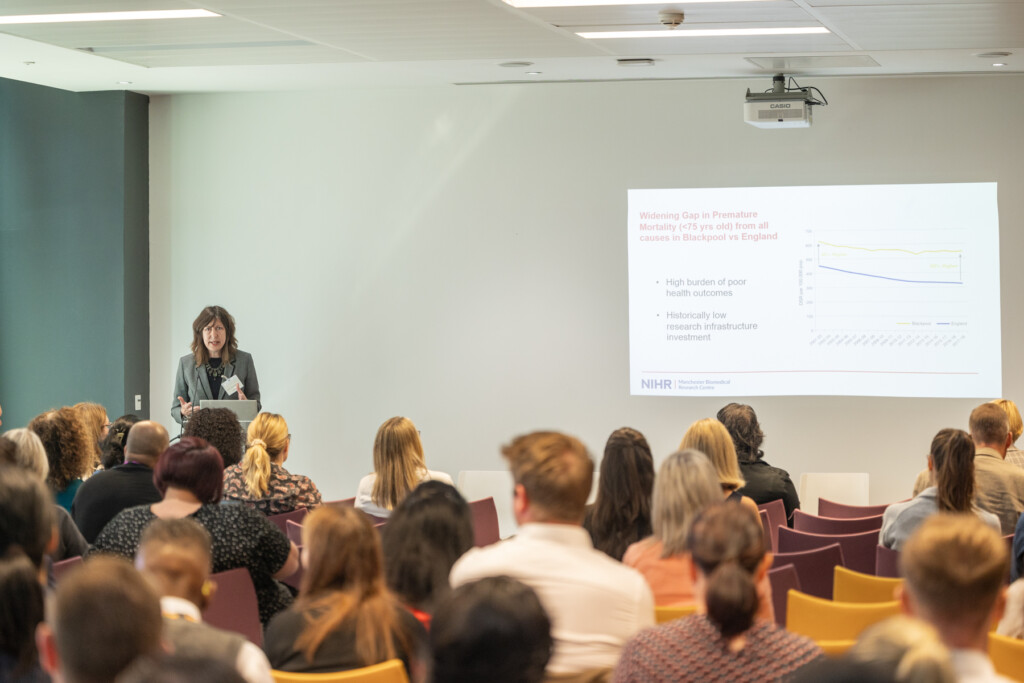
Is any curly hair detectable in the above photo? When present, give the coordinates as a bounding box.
[100,415,141,469]
[183,408,244,467]
[28,408,96,491]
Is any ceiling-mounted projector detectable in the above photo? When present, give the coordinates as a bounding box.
[744,73,827,129]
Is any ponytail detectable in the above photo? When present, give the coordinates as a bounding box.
[242,439,272,497]
[243,413,290,498]
[688,503,765,640]
[704,560,758,638]
[931,428,974,513]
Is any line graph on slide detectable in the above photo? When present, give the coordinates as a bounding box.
[804,230,970,341]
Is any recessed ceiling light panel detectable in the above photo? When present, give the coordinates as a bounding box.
[579,27,830,39]
[506,0,771,6]
[0,9,220,25]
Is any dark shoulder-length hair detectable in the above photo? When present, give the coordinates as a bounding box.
[381,481,474,614]
[931,428,976,513]
[584,427,655,561]
[190,306,238,366]
[28,407,95,490]
[716,403,764,462]
[101,415,141,469]
[153,437,224,504]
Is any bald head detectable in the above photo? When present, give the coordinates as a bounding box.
[124,422,169,466]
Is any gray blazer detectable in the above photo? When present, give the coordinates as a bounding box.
[171,350,262,424]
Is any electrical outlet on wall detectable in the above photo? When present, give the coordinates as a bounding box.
[135,394,142,410]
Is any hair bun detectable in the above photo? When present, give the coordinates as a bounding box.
[250,438,267,449]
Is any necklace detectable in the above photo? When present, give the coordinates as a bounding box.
[205,360,225,379]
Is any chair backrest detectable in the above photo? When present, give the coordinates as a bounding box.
[875,544,901,578]
[833,566,902,603]
[989,632,1024,681]
[324,497,356,510]
[818,498,894,519]
[205,568,263,646]
[281,549,304,592]
[767,564,801,628]
[268,507,308,536]
[778,526,879,575]
[467,497,501,547]
[786,589,900,641]
[285,519,304,544]
[655,604,697,624]
[793,509,884,535]
[457,470,517,539]
[757,498,786,553]
[759,509,771,553]
[52,555,84,584]
[798,473,869,516]
[271,659,409,682]
[772,544,845,600]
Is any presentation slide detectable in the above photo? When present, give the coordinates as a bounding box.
[628,183,1001,398]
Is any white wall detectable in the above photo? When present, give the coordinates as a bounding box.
[149,74,1024,505]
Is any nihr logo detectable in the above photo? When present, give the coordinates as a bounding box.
[641,379,672,390]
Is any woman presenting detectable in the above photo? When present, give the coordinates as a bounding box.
[172,305,261,424]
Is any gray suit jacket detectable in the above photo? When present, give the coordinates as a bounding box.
[171,350,262,424]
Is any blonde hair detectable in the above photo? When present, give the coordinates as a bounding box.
[242,413,289,497]
[992,399,1023,444]
[72,402,107,468]
[848,616,955,683]
[902,514,1008,633]
[653,449,723,557]
[680,418,745,491]
[3,428,49,480]
[372,417,426,511]
[502,431,593,523]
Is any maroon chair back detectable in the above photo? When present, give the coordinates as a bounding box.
[324,497,356,510]
[281,547,304,592]
[778,526,878,575]
[875,544,901,578]
[818,498,894,519]
[52,556,83,583]
[468,497,501,547]
[772,543,845,600]
[757,498,786,553]
[267,507,307,536]
[285,519,303,545]
[205,568,262,646]
[759,510,771,554]
[767,563,801,628]
[793,509,884,535]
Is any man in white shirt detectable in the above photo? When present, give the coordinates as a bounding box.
[135,518,274,683]
[450,431,655,679]
[900,514,1011,683]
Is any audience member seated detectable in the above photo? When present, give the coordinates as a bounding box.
[72,421,169,543]
[967,402,1024,534]
[845,616,955,683]
[380,481,474,627]
[583,427,655,561]
[355,416,453,519]
[614,503,823,683]
[28,407,96,511]
[717,403,800,524]
[996,578,1024,639]
[135,518,274,683]
[0,458,54,683]
[623,449,722,606]
[183,407,245,468]
[71,402,109,471]
[92,436,299,624]
[900,514,1011,682]
[880,428,1000,550]
[37,556,163,683]
[99,414,140,470]
[680,418,762,523]
[431,576,552,683]
[994,399,1024,470]
[223,412,321,515]
[263,506,427,681]
[3,428,86,562]
[451,431,654,679]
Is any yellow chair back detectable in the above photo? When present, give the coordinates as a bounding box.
[655,604,697,624]
[786,589,900,642]
[272,660,409,683]
[833,566,903,603]
[989,633,1024,681]
[817,640,856,657]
